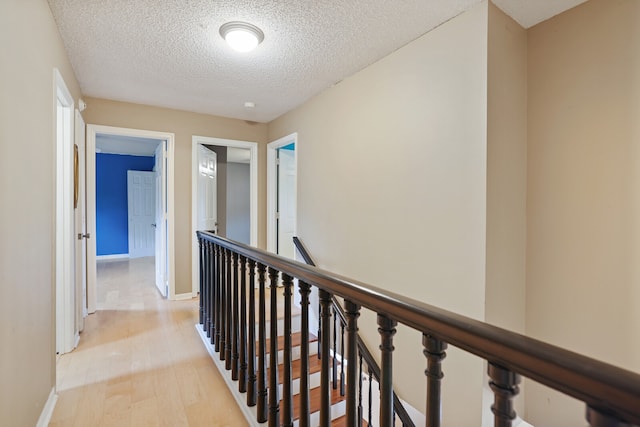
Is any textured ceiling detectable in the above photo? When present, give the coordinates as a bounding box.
[48,0,588,123]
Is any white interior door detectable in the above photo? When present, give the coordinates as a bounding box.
[198,145,218,233]
[74,110,87,333]
[155,142,168,296]
[127,171,155,258]
[277,148,296,259]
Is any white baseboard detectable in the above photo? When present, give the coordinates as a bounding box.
[174,292,195,301]
[96,253,129,261]
[196,324,262,426]
[36,388,57,427]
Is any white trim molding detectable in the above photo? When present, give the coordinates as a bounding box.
[86,124,177,304]
[54,68,76,355]
[96,254,130,261]
[191,136,259,297]
[267,133,298,254]
[36,388,58,427]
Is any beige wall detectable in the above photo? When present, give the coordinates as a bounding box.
[485,2,528,417]
[269,2,489,424]
[82,98,269,295]
[0,0,82,425]
[526,0,640,424]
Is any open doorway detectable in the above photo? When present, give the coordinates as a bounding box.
[267,133,298,258]
[191,136,258,296]
[86,125,176,310]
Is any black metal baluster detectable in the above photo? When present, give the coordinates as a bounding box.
[204,242,211,335]
[298,281,312,427]
[281,273,294,427]
[268,268,280,427]
[214,244,221,351]
[318,299,322,360]
[198,238,204,325]
[201,240,208,332]
[378,314,397,427]
[225,248,233,370]
[257,263,268,423]
[345,301,361,426]
[358,353,363,427]
[208,243,215,342]
[247,259,257,407]
[488,363,521,427]
[333,308,338,390]
[368,367,373,427]
[231,252,239,380]
[424,333,447,427]
[239,255,248,392]
[219,246,226,360]
[340,321,345,396]
[319,289,332,427]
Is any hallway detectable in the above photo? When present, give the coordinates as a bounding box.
[50,257,246,426]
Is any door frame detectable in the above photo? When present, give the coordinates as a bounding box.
[86,125,176,308]
[74,109,87,332]
[54,68,77,355]
[191,135,258,297]
[267,133,298,254]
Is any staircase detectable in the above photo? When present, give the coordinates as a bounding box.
[197,288,364,426]
[196,232,640,427]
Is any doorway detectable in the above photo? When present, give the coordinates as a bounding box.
[86,125,176,308]
[191,136,258,296]
[267,133,298,258]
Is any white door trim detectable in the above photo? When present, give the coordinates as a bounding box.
[54,68,77,355]
[86,125,176,305]
[191,136,258,297]
[267,133,298,254]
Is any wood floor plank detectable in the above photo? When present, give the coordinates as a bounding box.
[51,257,246,426]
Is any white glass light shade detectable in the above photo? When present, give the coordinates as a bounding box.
[220,22,264,53]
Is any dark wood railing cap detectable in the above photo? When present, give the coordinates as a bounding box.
[198,231,640,425]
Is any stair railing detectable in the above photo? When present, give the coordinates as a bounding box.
[197,230,640,427]
[293,236,415,427]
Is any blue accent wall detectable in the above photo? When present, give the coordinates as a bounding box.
[96,153,155,256]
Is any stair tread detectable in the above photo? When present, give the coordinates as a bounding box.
[332,415,369,426]
[280,384,345,423]
[268,354,340,383]
[263,332,318,352]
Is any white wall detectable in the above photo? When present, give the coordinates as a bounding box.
[226,162,251,244]
[269,2,489,424]
[0,0,81,425]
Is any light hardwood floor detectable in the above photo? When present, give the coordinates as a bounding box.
[50,257,247,426]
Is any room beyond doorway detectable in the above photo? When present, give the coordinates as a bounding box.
[191,136,259,297]
[86,125,177,311]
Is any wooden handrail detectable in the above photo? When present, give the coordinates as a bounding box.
[198,231,640,424]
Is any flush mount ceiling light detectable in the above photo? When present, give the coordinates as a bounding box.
[219,21,264,53]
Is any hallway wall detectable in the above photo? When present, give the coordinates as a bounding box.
[269,2,489,423]
[0,0,82,425]
[526,0,640,424]
[82,98,269,296]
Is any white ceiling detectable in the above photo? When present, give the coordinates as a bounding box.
[48,0,587,123]
[96,134,160,156]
